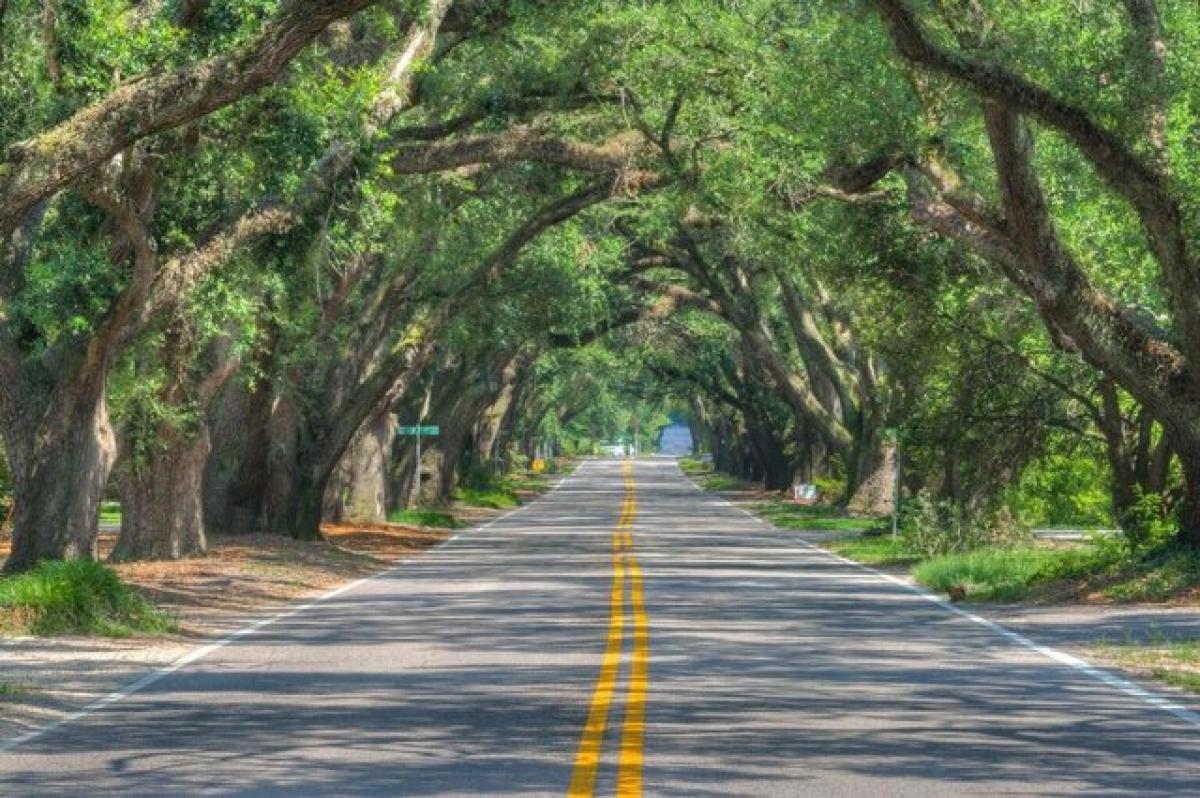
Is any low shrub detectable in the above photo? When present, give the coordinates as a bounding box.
[900,492,1030,557]
[387,508,461,528]
[1118,489,1177,552]
[455,487,520,509]
[914,545,1111,602]
[461,465,504,492]
[1104,545,1200,602]
[914,548,1063,601]
[701,473,756,492]
[0,560,174,637]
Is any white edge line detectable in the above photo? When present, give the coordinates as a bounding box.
[0,467,581,755]
[674,461,1200,731]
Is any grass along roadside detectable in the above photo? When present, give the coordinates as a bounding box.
[375,461,579,529]
[755,499,875,533]
[819,528,1200,605]
[0,464,571,639]
[0,560,175,637]
[827,534,921,566]
[911,546,1104,602]
[387,508,462,528]
[1091,636,1200,693]
[684,463,1200,606]
[680,458,871,531]
[679,459,760,493]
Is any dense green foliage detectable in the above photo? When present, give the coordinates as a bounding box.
[0,0,1197,610]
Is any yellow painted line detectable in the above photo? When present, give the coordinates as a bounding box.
[568,460,648,798]
[617,527,648,796]
[568,550,626,797]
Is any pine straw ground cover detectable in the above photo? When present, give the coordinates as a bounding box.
[0,520,464,640]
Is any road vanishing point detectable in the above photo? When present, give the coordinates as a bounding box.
[4,459,1200,796]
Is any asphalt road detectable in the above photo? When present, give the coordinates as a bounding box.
[4,458,1200,796]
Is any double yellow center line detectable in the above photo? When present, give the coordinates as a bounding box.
[568,461,649,797]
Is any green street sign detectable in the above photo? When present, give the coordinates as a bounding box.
[397,425,439,436]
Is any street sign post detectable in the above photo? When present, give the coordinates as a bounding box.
[882,427,900,539]
[397,425,439,436]
[397,425,440,506]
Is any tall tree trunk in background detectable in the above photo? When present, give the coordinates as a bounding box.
[435,401,488,502]
[264,392,326,541]
[1098,379,1141,533]
[112,426,211,561]
[335,413,394,522]
[475,354,528,470]
[1178,454,1200,549]
[3,379,116,571]
[845,422,896,517]
[111,329,241,561]
[204,378,274,536]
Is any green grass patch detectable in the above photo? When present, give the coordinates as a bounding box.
[0,682,32,697]
[1155,670,1200,692]
[755,500,875,532]
[828,534,921,566]
[678,457,711,477]
[0,560,175,637]
[455,487,520,509]
[387,508,461,528]
[98,500,121,526]
[510,470,555,493]
[913,545,1107,602]
[1093,637,1200,693]
[701,473,758,492]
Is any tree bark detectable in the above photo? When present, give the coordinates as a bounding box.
[845,429,896,517]
[111,426,211,561]
[337,413,394,522]
[204,377,274,536]
[3,382,117,571]
[1178,453,1200,549]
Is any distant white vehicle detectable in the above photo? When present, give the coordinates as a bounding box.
[599,443,630,457]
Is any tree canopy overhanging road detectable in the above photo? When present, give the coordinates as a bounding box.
[4,0,1200,793]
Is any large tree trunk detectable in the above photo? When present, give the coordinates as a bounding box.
[111,426,210,561]
[1178,453,1200,549]
[435,390,497,502]
[3,383,116,572]
[336,413,393,522]
[204,378,273,536]
[844,428,896,517]
[262,393,327,541]
[265,439,328,541]
[743,409,789,491]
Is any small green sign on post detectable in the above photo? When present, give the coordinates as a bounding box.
[397,425,439,436]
